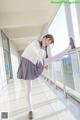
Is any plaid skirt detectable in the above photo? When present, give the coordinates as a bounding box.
[17,57,44,80]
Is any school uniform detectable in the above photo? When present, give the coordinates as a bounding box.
[17,40,46,80]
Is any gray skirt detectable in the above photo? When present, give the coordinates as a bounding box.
[17,57,44,80]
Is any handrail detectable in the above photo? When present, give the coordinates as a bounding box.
[55,47,80,61]
[49,47,80,62]
[66,47,80,54]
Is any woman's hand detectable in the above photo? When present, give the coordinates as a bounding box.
[44,65,48,70]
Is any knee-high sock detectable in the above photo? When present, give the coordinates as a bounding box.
[27,80,32,112]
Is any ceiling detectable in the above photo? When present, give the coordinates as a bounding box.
[0,0,61,52]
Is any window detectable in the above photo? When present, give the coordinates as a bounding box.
[1,31,13,81]
[48,4,69,56]
[70,0,80,47]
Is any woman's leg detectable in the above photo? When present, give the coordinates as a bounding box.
[27,80,32,112]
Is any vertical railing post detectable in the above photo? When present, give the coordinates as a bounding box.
[76,51,80,74]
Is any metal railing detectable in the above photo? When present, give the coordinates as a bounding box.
[43,47,80,102]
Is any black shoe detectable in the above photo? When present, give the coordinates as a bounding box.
[28,111,33,119]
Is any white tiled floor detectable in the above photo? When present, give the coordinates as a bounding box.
[0,77,79,120]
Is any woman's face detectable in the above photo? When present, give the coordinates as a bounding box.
[42,37,52,47]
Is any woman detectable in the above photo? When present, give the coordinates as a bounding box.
[17,34,75,119]
[17,34,54,119]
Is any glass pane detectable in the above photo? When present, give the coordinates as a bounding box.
[4,50,11,80]
[55,61,63,83]
[48,4,69,57]
[62,55,74,89]
[1,32,9,51]
[1,31,13,81]
[70,53,80,92]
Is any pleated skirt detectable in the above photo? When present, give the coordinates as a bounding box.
[17,57,44,80]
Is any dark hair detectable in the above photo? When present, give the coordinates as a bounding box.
[39,34,54,58]
[43,34,54,44]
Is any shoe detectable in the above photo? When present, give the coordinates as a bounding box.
[28,111,33,119]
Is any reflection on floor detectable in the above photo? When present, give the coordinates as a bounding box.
[0,77,80,120]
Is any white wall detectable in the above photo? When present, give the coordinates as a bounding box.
[10,41,19,80]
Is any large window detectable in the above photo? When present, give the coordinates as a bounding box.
[70,0,80,47]
[1,31,13,82]
[48,4,69,56]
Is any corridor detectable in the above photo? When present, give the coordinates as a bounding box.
[0,77,80,120]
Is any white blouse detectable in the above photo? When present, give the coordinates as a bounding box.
[21,40,46,64]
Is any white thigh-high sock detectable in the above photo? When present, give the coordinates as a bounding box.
[27,80,32,112]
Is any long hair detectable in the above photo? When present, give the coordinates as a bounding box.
[39,34,54,58]
[39,41,48,58]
